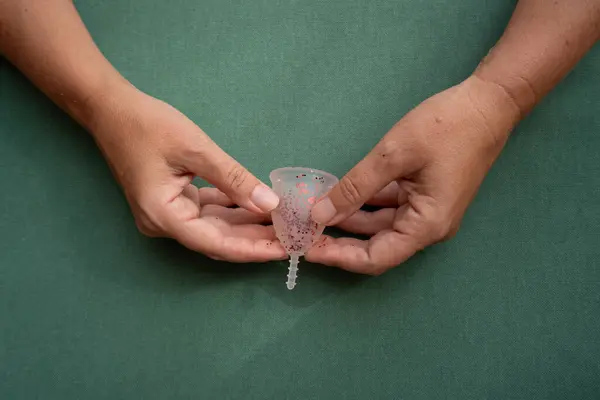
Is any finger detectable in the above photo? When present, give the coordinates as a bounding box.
[309,202,445,273]
[198,179,405,223]
[182,139,279,214]
[311,138,419,226]
[306,229,421,275]
[202,215,276,239]
[156,194,286,262]
[365,182,408,207]
[227,224,278,240]
[335,208,395,235]
[219,236,288,262]
[197,187,235,207]
[171,217,287,263]
[305,236,372,274]
[199,204,270,225]
[181,184,201,205]
[164,187,201,222]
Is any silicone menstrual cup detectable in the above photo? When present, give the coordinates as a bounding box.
[269,167,339,290]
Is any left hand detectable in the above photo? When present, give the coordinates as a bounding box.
[306,75,521,275]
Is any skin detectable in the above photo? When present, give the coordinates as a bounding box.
[0,0,286,262]
[309,0,600,274]
[1,0,599,271]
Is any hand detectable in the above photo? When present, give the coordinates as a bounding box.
[88,85,287,262]
[307,75,521,275]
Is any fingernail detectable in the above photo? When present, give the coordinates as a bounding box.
[251,185,280,212]
[311,197,337,225]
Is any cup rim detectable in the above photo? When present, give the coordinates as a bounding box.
[269,167,338,183]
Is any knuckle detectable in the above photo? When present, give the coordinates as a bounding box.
[134,196,165,236]
[135,215,160,237]
[225,164,249,190]
[444,222,461,240]
[376,137,412,172]
[362,256,391,276]
[337,176,363,205]
[367,257,397,276]
[376,139,401,165]
[136,223,156,237]
[425,212,453,243]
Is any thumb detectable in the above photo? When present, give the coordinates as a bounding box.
[311,141,415,225]
[188,142,279,214]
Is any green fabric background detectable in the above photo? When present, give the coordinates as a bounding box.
[1,0,599,398]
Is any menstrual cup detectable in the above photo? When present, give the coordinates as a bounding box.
[269,167,339,290]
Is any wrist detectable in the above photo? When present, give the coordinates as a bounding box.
[464,74,522,141]
[81,76,138,138]
[473,55,538,119]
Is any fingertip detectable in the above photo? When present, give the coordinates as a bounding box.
[250,184,280,213]
[260,239,288,260]
[311,197,337,225]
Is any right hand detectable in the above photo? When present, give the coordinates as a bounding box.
[86,85,287,262]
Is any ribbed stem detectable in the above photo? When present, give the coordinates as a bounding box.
[286,254,300,290]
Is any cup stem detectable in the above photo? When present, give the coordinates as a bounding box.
[286,254,300,290]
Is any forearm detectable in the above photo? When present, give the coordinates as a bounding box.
[474,0,600,117]
[0,0,129,128]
